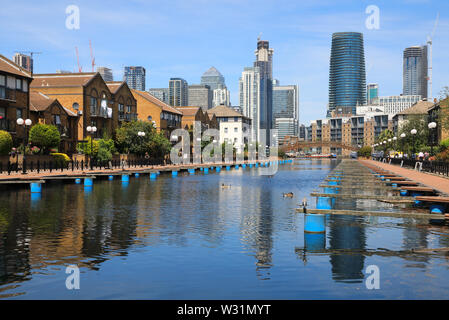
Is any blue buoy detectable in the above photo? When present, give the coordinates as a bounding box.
[121,174,129,182]
[400,189,408,196]
[430,204,445,214]
[226,166,230,171]
[249,164,253,168]
[30,193,41,202]
[84,178,93,187]
[235,165,239,169]
[200,167,204,171]
[304,213,326,233]
[108,175,114,181]
[324,187,336,194]
[392,183,398,188]
[121,181,129,188]
[188,169,195,175]
[304,232,326,252]
[172,171,178,177]
[380,175,385,181]
[150,172,157,179]
[317,197,333,210]
[255,163,259,168]
[156,171,160,175]
[328,180,340,186]
[30,182,42,193]
[84,186,93,193]
[242,164,246,169]
[75,178,81,184]
[216,166,221,172]
[135,173,140,178]
[204,168,209,174]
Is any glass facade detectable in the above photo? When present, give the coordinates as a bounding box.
[328,32,366,116]
[124,66,145,91]
[403,46,428,99]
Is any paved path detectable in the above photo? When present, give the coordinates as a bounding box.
[360,159,449,195]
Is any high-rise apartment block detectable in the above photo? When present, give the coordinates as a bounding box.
[168,78,188,106]
[188,84,212,110]
[367,83,379,105]
[97,67,113,82]
[124,66,146,91]
[13,53,33,73]
[403,45,428,99]
[148,88,169,104]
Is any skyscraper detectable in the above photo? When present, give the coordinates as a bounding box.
[366,83,379,105]
[201,67,225,91]
[148,88,169,104]
[213,88,230,107]
[124,66,146,91]
[328,32,366,116]
[13,53,33,73]
[169,78,188,106]
[239,66,261,142]
[272,83,299,138]
[403,45,428,99]
[97,67,113,82]
[188,84,212,110]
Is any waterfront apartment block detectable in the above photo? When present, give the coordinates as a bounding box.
[132,89,182,139]
[176,106,218,132]
[0,54,33,144]
[29,91,79,153]
[124,66,146,91]
[428,97,449,142]
[188,84,212,110]
[106,81,137,124]
[208,105,251,151]
[392,100,434,134]
[275,118,298,142]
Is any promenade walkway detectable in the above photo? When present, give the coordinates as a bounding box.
[360,159,449,195]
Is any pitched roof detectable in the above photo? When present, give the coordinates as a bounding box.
[30,91,56,111]
[0,54,32,78]
[106,81,125,94]
[132,89,182,115]
[397,100,435,115]
[202,66,222,77]
[30,72,97,88]
[208,105,245,118]
[176,106,202,116]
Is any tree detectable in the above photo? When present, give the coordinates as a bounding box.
[398,115,429,154]
[0,130,13,155]
[148,132,171,159]
[77,136,99,156]
[29,124,60,154]
[375,129,394,154]
[115,120,156,155]
[357,146,372,158]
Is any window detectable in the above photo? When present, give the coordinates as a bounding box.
[224,127,228,133]
[0,75,5,99]
[0,107,5,119]
[90,97,97,114]
[22,80,28,92]
[234,127,238,133]
[147,116,152,121]
[6,76,15,89]
[127,105,132,113]
[16,78,22,90]
[234,117,238,122]
[118,104,124,112]
[16,108,23,120]
[53,115,61,125]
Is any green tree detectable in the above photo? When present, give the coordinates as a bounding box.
[29,124,60,154]
[77,136,99,156]
[357,146,372,158]
[148,132,171,159]
[375,129,394,154]
[0,130,13,155]
[398,115,429,155]
[115,120,156,155]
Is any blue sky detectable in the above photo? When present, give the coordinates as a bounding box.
[1,0,448,124]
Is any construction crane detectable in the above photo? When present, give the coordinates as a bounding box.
[75,46,82,72]
[89,40,95,72]
[427,12,439,100]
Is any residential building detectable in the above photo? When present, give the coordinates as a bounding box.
[200,66,225,91]
[176,106,217,132]
[231,106,243,114]
[392,100,434,134]
[367,83,379,105]
[328,32,366,116]
[188,84,212,110]
[169,78,188,107]
[239,66,260,142]
[13,53,33,73]
[148,88,169,104]
[97,67,113,82]
[124,66,146,91]
[132,89,182,139]
[106,81,137,124]
[272,83,299,135]
[30,72,119,140]
[0,54,33,143]
[428,97,448,143]
[29,91,79,153]
[213,87,230,107]
[208,104,251,152]
[378,95,422,115]
[403,45,428,99]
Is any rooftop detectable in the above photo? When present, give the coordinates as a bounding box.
[208,105,246,118]
[31,72,97,88]
[397,100,435,115]
[0,54,32,78]
[131,90,182,115]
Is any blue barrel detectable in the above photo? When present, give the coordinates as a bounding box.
[134,173,140,178]
[75,178,81,184]
[172,171,178,177]
[380,175,385,181]
[31,193,41,202]
[226,166,230,171]
[304,232,326,252]
[150,172,157,179]
[204,168,209,174]
[400,189,408,196]
[108,175,114,181]
[392,183,398,188]
[317,197,333,210]
[235,165,239,170]
[156,171,160,175]
[242,164,246,169]
[328,180,340,186]
[121,174,129,182]
[200,167,204,171]
[216,167,221,172]
[188,169,195,175]
[84,178,93,187]
[30,182,42,193]
[430,204,445,214]
[249,164,253,168]
[304,213,326,233]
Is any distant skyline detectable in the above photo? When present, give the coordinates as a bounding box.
[1,0,448,124]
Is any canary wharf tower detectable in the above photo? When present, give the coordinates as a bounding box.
[328,32,366,116]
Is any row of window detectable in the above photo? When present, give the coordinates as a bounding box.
[0,74,29,93]
[0,106,23,120]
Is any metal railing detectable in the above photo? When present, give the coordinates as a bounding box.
[373,156,449,177]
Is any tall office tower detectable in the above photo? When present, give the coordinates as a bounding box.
[188,84,212,110]
[239,66,261,142]
[169,78,188,106]
[97,67,113,82]
[201,66,226,91]
[124,66,146,91]
[253,38,274,144]
[403,45,428,99]
[213,87,230,107]
[148,88,169,104]
[328,32,366,117]
[13,53,33,73]
[275,118,298,142]
[272,83,299,136]
[367,83,379,105]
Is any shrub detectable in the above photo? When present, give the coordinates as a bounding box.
[357,146,372,158]
[31,146,41,154]
[436,149,449,162]
[51,153,70,167]
[438,138,449,153]
[29,124,61,154]
[0,130,13,155]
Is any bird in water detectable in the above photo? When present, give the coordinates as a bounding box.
[283,192,294,198]
[300,197,308,213]
[221,183,231,189]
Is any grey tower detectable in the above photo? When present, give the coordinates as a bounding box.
[403,46,428,99]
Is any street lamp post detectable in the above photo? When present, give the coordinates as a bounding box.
[392,137,397,156]
[86,126,97,170]
[138,131,146,165]
[428,122,437,156]
[16,118,32,174]
[410,129,417,158]
[400,133,406,158]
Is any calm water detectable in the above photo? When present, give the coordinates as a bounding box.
[1,159,449,299]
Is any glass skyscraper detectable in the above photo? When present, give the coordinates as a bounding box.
[124,66,146,91]
[403,45,428,99]
[328,32,366,117]
[201,67,225,91]
[366,83,379,105]
[272,83,299,138]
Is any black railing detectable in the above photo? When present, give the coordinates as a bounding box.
[373,156,449,177]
